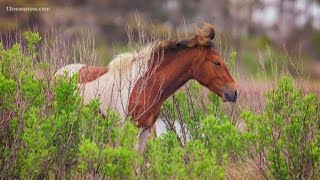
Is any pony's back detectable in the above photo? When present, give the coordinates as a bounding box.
[54,64,86,77]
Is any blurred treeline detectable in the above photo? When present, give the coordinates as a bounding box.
[1,0,320,78]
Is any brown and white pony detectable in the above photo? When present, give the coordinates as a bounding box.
[55,23,238,153]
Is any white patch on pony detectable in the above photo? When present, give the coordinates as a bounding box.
[54,64,86,77]
[55,45,156,121]
[155,118,190,140]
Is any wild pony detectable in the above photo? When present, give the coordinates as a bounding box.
[54,23,238,153]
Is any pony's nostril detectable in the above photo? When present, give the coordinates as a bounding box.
[224,90,237,102]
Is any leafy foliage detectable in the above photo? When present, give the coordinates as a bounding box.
[242,77,320,179]
[0,32,319,179]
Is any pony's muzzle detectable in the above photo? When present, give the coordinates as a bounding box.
[223,89,237,102]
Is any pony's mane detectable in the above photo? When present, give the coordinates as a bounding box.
[107,45,154,73]
[107,23,215,73]
[156,23,215,51]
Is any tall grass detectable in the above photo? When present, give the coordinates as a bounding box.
[0,28,319,179]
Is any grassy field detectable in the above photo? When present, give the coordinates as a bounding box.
[0,31,319,179]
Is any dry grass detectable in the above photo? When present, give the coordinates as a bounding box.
[226,159,265,180]
[221,79,320,124]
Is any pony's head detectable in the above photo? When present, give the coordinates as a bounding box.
[184,23,238,102]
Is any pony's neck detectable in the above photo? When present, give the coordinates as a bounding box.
[158,48,202,101]
[128,47,203,128]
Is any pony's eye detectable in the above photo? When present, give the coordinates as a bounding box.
[213,62,221,66]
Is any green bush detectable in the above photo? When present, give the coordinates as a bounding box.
[157,81,244,179]
[146,132,225,179]
[0,31,319,179]
[0,32,141,179]
[242,77,320,179]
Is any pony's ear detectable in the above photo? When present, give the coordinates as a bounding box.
[197,22,215,40]
[195,23,215,47]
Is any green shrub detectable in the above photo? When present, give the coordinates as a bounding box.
[157,81,243,179]
[77,110,140,178]
[242,77,320,179]
[146,131,226,179]
[19,107,53,178]
[1,31,319,180]
[0,73,15,110]
[0,32,142,179]
[147,132,186,178]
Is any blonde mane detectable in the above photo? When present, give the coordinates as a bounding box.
[106,23,215,74]
[107,45,155,73]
